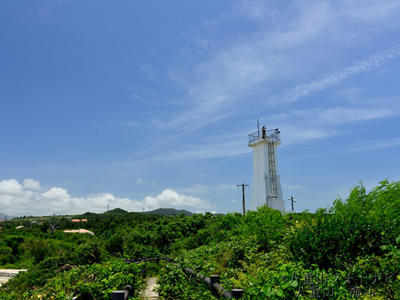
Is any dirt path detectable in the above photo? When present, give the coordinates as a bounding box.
[0,269,26,287]
[140,276,159,299]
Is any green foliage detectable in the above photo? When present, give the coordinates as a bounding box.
[289,180,400,270]
[24,238,52,264]
[242,206,285,251]
[75,239,107,265]
[1,180,400,298]
[0,243,13,265]
[156,180,400,299]
[0,259,143,299]
[106,233,124,255]
[157,262,215,299]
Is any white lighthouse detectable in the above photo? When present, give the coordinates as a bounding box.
[248,126,285,213]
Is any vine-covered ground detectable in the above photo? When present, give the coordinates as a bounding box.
[1,180,400,299]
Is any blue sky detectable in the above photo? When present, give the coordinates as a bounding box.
[1,0,400,216]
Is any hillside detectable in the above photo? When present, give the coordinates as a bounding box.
[143,208,194,216]
[104,208,128,214]
[0,212,14,220]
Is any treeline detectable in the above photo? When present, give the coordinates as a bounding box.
[1,180,400,299]
[0,209,217,299]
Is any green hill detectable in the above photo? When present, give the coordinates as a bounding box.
[104,208,128,214]
[144,208,194,216]
[0,211,14,220]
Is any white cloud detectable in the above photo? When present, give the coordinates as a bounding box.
[282,126,332,145]
[216,184,237,191]
[166,44,271,131]
[345,137,400,153]
[0,178,211,216]
[0,179,23,195]
[178,184,209,194]
[158,139,249,161]
[136,177,143,184]
[277,46,400,103]
[161,0,400,132]
[23,178,41,191]
[113,0,400,172]
[286,106,396,125]
[283,183,304,190]
[115,120,142,128]
[42,187,71,201]
[315,107,394,124]
[266,105,397,146]
[340,1,400,22]
[144,189,210,209]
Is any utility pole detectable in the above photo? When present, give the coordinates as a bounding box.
[288,196,296,212]
[237,183,249,215]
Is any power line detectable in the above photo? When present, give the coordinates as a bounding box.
[237,183,249,215]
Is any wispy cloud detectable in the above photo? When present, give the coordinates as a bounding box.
[161,1,400,134]
[116,103,395,167]
[271,105,396,145]
[282,126,332,145]
[110,0,400,189]
[114,121,142,128]
[314,107,395,124]
[155,139,249,161]
[345,137,400,153]
[277,46,400,103]
[283,183,304,190]
[177,184,209,194]
[287,106,396,125]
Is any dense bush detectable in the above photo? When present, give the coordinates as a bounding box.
[1,180,400,298]
[0,259,143,299]
[289,180,400,269]
[157,262,214,299]
[157,180,400,299]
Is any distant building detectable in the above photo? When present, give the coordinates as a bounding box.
[81,219,88,222]
[71,219,81,223]
[64,229,94,235]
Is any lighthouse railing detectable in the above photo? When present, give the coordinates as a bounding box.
[248,129,280,145]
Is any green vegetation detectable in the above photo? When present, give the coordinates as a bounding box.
[1,180,400,299]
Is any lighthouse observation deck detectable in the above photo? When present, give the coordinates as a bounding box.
[248,128,281,146]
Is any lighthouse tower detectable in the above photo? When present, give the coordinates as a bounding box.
[248,126,285,213]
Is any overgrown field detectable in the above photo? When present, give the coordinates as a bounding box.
[1,180,400,299]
